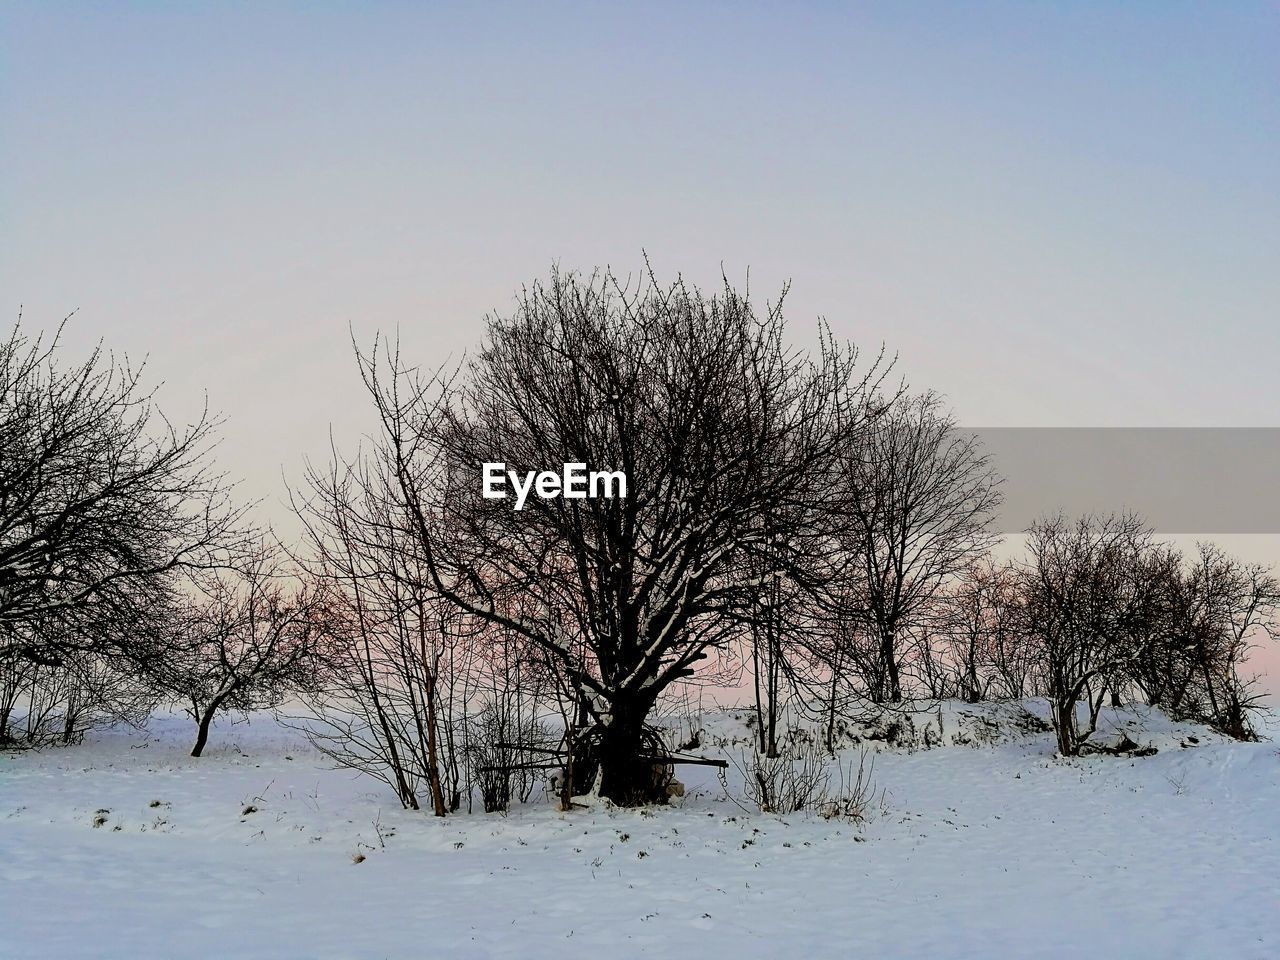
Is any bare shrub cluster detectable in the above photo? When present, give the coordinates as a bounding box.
[724,737,881,822]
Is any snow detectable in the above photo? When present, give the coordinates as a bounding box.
[3,705,1279,959]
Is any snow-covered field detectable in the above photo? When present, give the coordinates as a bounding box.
[3,704,1278,960]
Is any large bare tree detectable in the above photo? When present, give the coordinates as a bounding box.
[344,266,888,804]
[0,318,244,673]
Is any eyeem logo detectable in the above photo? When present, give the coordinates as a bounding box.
[482,462,628,511]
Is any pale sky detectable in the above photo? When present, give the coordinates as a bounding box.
[3,2,1278,546]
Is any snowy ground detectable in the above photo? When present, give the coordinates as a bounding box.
[3,704,1279,960]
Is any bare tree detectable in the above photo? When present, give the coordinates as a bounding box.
[348,266,889,804]
[0,317,243,674]
[826,391,1002,702]
[0,644,156,747]
[939,558,1032,702]
[1176,544,1277,739]
[743,507,809,758]
[1020,513,1162,755]
[162,542,320,757]
[292,451,477,815]
[1119,544,1190,712]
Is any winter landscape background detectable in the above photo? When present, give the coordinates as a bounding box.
[3,3,1279,959]
[6,704,1280,960]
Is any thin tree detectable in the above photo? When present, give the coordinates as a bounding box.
[293,453,474,815]
[828,391,1002,702]
[164,542,320,757]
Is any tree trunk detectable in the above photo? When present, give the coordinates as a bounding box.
[191,704,218,757]
[1052,700,1073,756]
[752,635,766,754]
[191,685,239,758]
[421,673,447,818]
[572,696,666,806]
[965,652,981,704]
[882,631,902,703]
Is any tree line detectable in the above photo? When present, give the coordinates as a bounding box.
[2,268,1274,810]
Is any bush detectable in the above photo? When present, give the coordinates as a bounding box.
[725,737,881,821]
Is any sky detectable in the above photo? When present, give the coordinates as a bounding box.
[2,2,1278,541]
